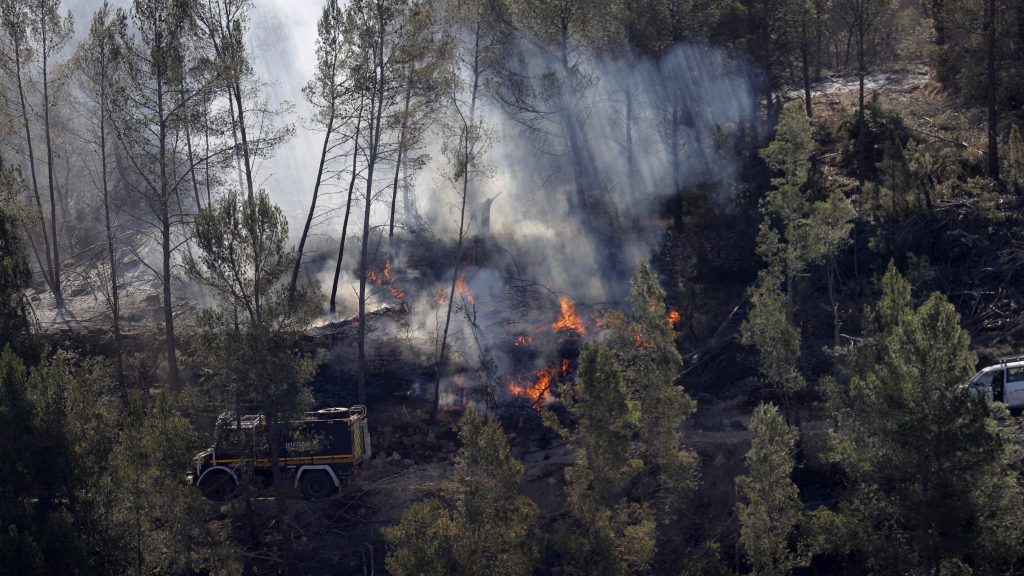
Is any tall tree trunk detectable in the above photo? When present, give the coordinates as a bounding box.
[232,81,256,203]
[291,108,335,297]
[267,422,292,575]
[204,97,212,206]
[388,75,412,238]
[856,25,867,189]
[184,108,203,211]
[231,80,263,318]
[41,15,63,308]
[157,74,180,392]
[357,37,386,407]
[227,87,246,194]
[671,105,683,231]
[801,15,813,118]
[985,0,1000,181]
[432,34,481,422]
[330,97,365,315]
[100,55,126,402]
[13,31,57,302]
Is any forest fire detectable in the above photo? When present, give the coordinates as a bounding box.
[455,275,475,304]
[514,335,532,346]
[369,256,405,299]
[552,296,585,335]
[508,367,555,410]
[667,309,681,326]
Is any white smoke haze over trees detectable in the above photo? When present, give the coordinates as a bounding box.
[46,0,753,318]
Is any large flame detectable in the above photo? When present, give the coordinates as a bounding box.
[509,367,554,410]
[552,296,585,334]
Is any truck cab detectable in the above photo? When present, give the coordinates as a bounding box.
[966,356,1024,409]
[189,406,371,501]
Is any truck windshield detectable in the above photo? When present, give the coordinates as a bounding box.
[973,372,995,387]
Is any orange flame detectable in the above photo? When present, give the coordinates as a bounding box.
[369,256,405,300]
[514,335,532,346]
[560,358,570,377]
[509,367,554,410]
[667,309,681,326]
[456,275,475,304]
[552,296,585,334]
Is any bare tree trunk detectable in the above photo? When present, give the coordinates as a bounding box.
[99,54,126,402]
[856,25,867,189]
[671,105,683,231]
[41,11,63,309]
[331,97,365,315]
[357,37,386,407]
[232,81,257,203]
[267,422,292,575]
[985,0,1000,181]
[13,30,58,302]
[388,75,412,238]
[204,98,212,206]
[157,74,180,392]
[432,29,481,422]
[184,110,203,211]
[291,108,335,297]
[801,16,813,118]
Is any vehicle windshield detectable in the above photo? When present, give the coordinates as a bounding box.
[972,371,995,387]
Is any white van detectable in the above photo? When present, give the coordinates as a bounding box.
[966,356,1024,408]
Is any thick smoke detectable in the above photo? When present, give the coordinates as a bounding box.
[58,1,755,405]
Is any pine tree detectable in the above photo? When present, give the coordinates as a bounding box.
[385,410,539,576]
[186,189,315,571]
[0,160,33,355]
[75,2,129,400]
[821,264,1013,574]
[737,403,809,576]
[556,344,657,576]
[605,261,698,507]
[742,105,854,402]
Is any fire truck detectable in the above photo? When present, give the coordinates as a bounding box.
[189,406,371,501]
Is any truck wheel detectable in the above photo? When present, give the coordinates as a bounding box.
[200,470,237,501]
[300,470,336,500]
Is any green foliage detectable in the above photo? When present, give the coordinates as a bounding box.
[822,265,1016,574]
[933,0,1023,113]
[605,262,698,506]
[744,106,854,399]
[0,346,235,575]
[186,189,297,327]
[385,410,539,576]
[737,403,809,576]
[100,396,240,575]
[557,344,656,576]
[761,105,814,193]
[187,189,316,419]
[0,161,32,356]
[741,266,805,398]
[837,102,912,184]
